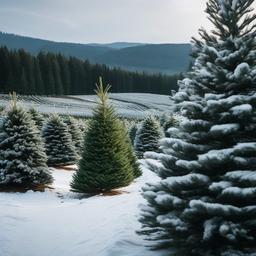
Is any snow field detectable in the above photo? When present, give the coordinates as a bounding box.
[0,165,168,256]
[0,93,174,118]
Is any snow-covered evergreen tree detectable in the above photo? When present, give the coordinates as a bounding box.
[65,116,84,154]
[29,107,45,131]
[134,116,163,159]
[71,78,138,193]
[77,119,88,133]
[162,115,179,137]
[140,0,256,255]
[129,123,138,146]
[43,114,78,167]
[0,94,52,188]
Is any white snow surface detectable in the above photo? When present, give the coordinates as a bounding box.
[0,93,174,118]
[210,123,240,134]
[0,165,168,256]
[230,104,252,115]
[233,63,250,78]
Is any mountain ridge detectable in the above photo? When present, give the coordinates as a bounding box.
[0,31,191,74]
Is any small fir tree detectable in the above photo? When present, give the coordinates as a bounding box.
[29,107,45,131]
[129,123,138,146]
[42,114,78,167]
[120,122,142,178]
[140,0,256,255]
[71,78,138,193]
[127,143,142,179]
[162,115,179,137]
[77,119,88,133]
[65,116,84,154]
[0,93,52,188]
[134,116,163,159]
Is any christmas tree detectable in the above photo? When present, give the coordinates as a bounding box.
[0,93,52,188]
[120,122,142,178]
[29,107,45,131]
[42,114,78,167]
[162,115,179,137]
[65,116,84,154]
[140,0,256,255]
[129,123,138,146]
[71,78,137,193]
[134,116,163,159]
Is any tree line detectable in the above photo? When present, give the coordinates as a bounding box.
[0,46,178,95]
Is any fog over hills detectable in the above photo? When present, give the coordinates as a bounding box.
[0,32,191,74]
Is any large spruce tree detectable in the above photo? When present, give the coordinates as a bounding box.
[140,0,256,255]
[42,114,78,167]
[0,93,52,188]
[71,78,138,193]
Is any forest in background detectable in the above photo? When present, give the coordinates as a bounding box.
[0,46,178,95]
[0,32,191,75]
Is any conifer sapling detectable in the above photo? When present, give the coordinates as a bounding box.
[43,114,78,167]
[71,78,140,193]
[0,93,53,188]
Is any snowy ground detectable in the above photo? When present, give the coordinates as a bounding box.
[0,93,173,118]
[0,165,168,256]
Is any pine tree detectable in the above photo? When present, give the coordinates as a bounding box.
[34,58,45,95]
[140,0,256,255]
[129,123,138,146]
[134,116,163,159]
[6,70,16,93]
[20,68,28,93]
[71,78,137,193]
[42,114,78,167]
[162,115,179,137]
[52,57,64,95]
[77,119,88,133]
[58,54,71,94]
[65,116,84,154]
[0,93,52,188]
[29,108,45,131]
[0,46,10,92]
[120,121,142,178]
[127,138,142,179]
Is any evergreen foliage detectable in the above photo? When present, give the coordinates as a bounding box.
[65,116,84,153]
[29,107,45,130]
[121,121,142,178]
[42,114,78,167]
[140,0,256,255]
[134,116,163,159]
[129,123,138,146]
[0,93,52,188]
[127,142,142,179]
[71,78,140,193]
[77,119,88,133]
[0,46,178,95]
[162,115,179,137]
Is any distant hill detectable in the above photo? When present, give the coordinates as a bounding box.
[88,42,145,49]
[0,32,191,74]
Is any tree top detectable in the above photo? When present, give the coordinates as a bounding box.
[9,91,17,110]
[95,77,111,106]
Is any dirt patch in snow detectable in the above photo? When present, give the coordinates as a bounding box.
[53,165,77,171]
[0,184,54,193]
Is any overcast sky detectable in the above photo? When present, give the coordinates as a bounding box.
[0,0,255,44]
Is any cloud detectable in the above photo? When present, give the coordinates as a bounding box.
[0,0,255,43]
